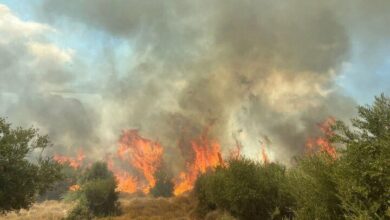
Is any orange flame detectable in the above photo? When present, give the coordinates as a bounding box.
[115,171,138,193]
[261,147,269,164]
[174,130,223,195]
[117,130,164,193]
[69,184,80,191]
[306,117,337,158]
[106,157,138,193]
[54,150,85,169]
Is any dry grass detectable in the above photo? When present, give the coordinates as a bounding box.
[1,200,74,220]
[1,193,235,220]
[105,193,197,220]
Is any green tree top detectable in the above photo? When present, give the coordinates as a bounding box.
[0,118,62,213]
[332,94,390,218]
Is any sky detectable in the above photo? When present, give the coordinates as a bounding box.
[0,0,389,164]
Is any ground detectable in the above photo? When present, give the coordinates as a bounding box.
[1,193,196,220]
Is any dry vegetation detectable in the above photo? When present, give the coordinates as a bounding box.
[2,200,74,220]
[1,193,234,220]
[106,193,196,220]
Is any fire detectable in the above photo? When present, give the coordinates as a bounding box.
[261,147,269,164]
[115,171,138,193]
[174,130,223,195]
[106,157,138,193]
[306,117,337,158]
[117,130,164,192]
[54,150,85,169]
[69,184,80,191]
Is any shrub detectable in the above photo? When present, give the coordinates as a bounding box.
[195,158,295,220]
[66,162,120,218]
[150,170,174,197]
[83,178,120,216]
[65,199,93,220]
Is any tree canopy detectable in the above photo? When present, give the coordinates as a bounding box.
[332,94,390,218]
[0,118,62,213]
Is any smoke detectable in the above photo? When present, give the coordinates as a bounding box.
[1,1,389,164]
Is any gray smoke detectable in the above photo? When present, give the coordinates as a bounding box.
[1,0,389,164]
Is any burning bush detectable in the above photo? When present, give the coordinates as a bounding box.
[194,158,295,220]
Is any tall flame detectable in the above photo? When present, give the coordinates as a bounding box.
[117,130,164,192]
[173,129,223,195]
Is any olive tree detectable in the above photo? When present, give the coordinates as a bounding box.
[0,118,62,213]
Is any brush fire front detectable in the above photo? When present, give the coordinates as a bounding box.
[54,118,335,195]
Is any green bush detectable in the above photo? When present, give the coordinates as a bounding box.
[195,158,295,220]
[65,199,93,220]
[150,169,174,197]
[66,162,120,218]
[80,161,114,183]
[288,153,341,220]
[83,178,120,216]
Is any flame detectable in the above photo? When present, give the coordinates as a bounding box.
[54,150,85,169]
[106,157,138,193]
[69,184,80,191]
[261,146,269,164]
[306,117,337,158]
[174,130,223,195]
[117,130,164,192]
[114,171,138,193]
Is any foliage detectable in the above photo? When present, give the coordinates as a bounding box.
[150,169,174,197]
[332,94,390,219]
[0,118,62,213]
[65,198,93,220]
[83,177,119,216]
[195,158,295,220]
[79,161,114,184]
[195,94,390,219]
[288,153,342,220]
[66,162,120,218]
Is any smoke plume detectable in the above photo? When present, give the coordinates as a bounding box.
[1,0,389,166]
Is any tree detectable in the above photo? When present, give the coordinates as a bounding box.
[332,94,390,219]
[0,118,62,213]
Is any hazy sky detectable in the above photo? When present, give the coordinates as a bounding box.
[0,0,389,163]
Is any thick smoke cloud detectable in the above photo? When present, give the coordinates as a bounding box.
[2,1,389,164]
